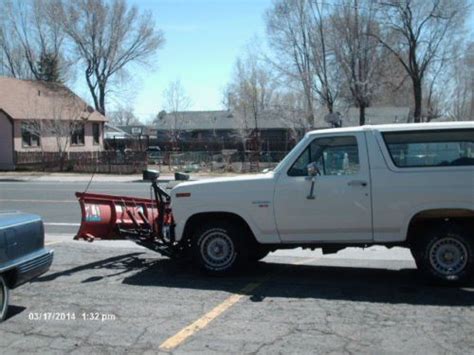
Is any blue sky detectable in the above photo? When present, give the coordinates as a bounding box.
[71,0,473,122]
[118,0,273,121]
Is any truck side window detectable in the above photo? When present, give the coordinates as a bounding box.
[383,129,474,168]
[288,136,359,176]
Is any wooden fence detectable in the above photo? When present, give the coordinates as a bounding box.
[15,151,147,173]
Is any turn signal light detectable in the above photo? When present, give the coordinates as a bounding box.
[176,192,191,198]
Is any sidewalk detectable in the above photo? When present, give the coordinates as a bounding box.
[0,171,239,183]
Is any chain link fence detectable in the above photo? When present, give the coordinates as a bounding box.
[149,150,289,173]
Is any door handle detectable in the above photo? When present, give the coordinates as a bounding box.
[348,180,367,187]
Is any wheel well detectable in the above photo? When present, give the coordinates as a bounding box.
[406,209,474,246]
[1,269,17,289]
[182,212,257,244]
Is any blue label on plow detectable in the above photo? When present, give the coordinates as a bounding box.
[85,204,102,222]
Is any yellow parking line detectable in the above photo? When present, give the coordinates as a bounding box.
[159,282,261,351]
[159,257,315,351]
[45,241,62,246]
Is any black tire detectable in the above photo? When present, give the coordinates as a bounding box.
[249,246,271,262]
[412,224,473,285]
[0,275,9,322]
[192,221,248,274]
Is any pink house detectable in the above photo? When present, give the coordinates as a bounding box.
[0,77,107,170]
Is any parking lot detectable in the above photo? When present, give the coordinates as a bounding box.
[1,180,473,354]
[2,235,474,354]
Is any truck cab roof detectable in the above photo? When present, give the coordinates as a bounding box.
[307,121,474,137]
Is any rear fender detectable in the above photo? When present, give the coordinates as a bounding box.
[401,203,474,242]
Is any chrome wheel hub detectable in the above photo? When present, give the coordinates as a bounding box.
[200,231,235,270]
[429,237,468,277]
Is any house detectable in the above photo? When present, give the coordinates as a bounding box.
[153,107,410,152]
[0,77,106,170]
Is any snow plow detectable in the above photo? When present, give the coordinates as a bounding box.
[74,170,178,257]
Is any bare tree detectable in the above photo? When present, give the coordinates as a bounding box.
[269,89,308,147]
[446,42,474,121]
[162,79,192,150]
[225,52,277,155]
[331,0,385,125]
[58,0,164,115]
[370,0,470,122]
[423,52,447,121]
[108,105,141,126]
[0,0,28,78]
[266,0,340,127]
[0,26,31,78]
[0,0,68,81]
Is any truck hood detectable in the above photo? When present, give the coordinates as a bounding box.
[171,172,276,196]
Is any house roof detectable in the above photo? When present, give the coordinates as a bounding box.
[155,107,410,131]
[344,107,411,126]
[0,76,106,122]
[104,123,132,139]
[156,110,314,130]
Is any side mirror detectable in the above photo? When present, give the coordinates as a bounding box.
[307,162,320,177]
[143,169,160,181]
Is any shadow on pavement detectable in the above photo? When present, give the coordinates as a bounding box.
[5,305,26,320]
[123,258,474,306]
[34,252,474,306]
[35,253,145,282]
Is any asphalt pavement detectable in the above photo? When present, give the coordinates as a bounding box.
[1,179,474,354]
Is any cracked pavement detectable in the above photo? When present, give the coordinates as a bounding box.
[1,239,473,354]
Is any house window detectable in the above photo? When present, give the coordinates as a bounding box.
[71,124,85,145]
[21,122,40,147]
[93,123,100,144]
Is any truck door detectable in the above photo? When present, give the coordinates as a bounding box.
[273,132,373,243]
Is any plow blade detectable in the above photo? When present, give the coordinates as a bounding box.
[75,192,159,242]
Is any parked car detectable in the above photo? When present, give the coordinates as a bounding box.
[0,211,54,321]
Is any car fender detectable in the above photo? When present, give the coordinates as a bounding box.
[174,203,281,244]
[400,202,474,242]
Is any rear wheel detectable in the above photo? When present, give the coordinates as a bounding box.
[412,225,473,285]
[0,275,9,322]
[192,222,248,274]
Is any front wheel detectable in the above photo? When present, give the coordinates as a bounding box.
[192,222,248,274]
[0,275,9,322]
[412,225,473,285]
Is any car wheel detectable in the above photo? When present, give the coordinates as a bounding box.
[192,222,248,274]
[413,225,473,285]
[0,275,9,322]
[249,246,271,262]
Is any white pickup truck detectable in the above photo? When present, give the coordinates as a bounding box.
[169,122,474,284]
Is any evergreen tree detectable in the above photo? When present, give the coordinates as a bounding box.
[37,52,61,82]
